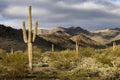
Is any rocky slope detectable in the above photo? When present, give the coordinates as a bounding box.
[0,24,59,51]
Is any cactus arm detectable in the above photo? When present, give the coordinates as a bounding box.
[28,6,32,43]
[22,21,28,43]
[32,21,38,42]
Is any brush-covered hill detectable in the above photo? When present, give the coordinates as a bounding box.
[39,33,106,49]
[0,24,62,52]
[39,34,75,49]
[70,34,106,48]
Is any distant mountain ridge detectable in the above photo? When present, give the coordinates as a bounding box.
[91,28,120,44]
[38,26,91,36]
[39,26,120,46]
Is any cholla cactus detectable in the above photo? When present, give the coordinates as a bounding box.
[22,6,38,71]
[113,41,116,51]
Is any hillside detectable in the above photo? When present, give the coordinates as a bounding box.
[39,33,106,49]
[0,24,61,52]
[70,34,105,48]
[39,34,75,49]
[91,28,120,44]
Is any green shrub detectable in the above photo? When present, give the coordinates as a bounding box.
[0,53,28,78]
[96,54,112,66]
[47,50,80,70]
[79,47,96,57]
[0,49,6,54]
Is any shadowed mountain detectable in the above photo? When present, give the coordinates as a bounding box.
[0,24,63,52]
[39,34,75,49]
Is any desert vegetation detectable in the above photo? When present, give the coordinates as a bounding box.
[0,46,120,79]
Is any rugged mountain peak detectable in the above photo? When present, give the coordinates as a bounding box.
[65,26,90,36]
[51,26,66,32]
[38,26,90,36]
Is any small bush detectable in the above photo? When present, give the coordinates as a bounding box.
[0,53,28,78]
[79,47,96,57]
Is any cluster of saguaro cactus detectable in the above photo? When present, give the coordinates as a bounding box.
[113,41,116,51]
[22,6,38,71]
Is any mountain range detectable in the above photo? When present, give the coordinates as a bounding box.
[0,24,120,51]
[38,27,120,44]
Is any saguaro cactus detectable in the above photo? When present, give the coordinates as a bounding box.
[52,43,54,52]
[22,6,38,71]
[113,41,116,51]
[10,48,14,54]
[76,41,79,55]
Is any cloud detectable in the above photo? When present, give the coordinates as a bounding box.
[0,0,120,30]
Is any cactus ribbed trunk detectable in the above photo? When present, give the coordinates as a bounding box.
[76,41,79,55]
[28,6,33,72]
[28,43,32,71]
[113,42,116,51]
[22,6,38,72]
[52,44,54,52]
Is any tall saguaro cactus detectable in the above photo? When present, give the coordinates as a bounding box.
[22,6,38,71]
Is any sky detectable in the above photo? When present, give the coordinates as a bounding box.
[0,0,120,30]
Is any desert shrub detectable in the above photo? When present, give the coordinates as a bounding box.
[68,56,120,80]
[47,50,80,70]
[111,47,120,57]
[98,66,120,80]
[79,47,96,57]
[0,49,6,54]
[96,54,112,66]
[111,57,120,67]
[0,53,28,78]
[70,57,102,77]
